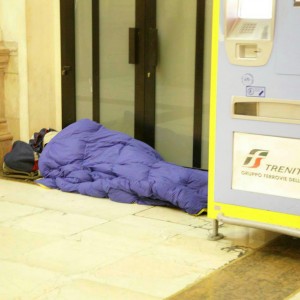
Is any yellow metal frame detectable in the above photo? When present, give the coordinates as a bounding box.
[207,0,300,230]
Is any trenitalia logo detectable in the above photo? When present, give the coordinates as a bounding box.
[243,149,269,168]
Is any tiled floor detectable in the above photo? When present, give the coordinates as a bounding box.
[0,179,292,300]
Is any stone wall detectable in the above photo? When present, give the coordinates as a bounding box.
[0,0,61,142]
[0,42,13,164]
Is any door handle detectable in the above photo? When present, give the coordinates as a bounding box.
[61,65,71,76]
[148,28,158,67]
[129,28,158,67]
[129,28,138,64]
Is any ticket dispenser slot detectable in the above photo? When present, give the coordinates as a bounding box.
[233,96,300,124]
[225,0,276,66]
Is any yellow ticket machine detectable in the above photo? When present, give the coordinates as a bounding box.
[208,0,300,239]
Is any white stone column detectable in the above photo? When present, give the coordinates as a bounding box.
[0,41,13,165]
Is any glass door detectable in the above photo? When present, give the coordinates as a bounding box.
[61,0,207,167]
[155,0,197,167]
[99,1,135,137]
[75,0,93,120]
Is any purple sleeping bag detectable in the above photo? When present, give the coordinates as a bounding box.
[38,119,208,214]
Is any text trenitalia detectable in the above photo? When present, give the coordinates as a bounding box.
[265,165,300,175]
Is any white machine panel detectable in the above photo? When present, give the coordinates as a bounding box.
[232,132,300,199]
[214,0,300,216]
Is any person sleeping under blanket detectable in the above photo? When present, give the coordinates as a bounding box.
[37,119,208,215]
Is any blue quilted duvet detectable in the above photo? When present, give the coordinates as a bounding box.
[38,119,208,214]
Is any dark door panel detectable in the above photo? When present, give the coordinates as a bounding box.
[60,0,76,128]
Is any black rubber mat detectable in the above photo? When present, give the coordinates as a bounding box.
[167,235,300,300]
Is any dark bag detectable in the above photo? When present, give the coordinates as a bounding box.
[2,141,41,180]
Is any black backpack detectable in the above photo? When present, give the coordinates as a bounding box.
[2,128,57,180]
[3,140,41,180]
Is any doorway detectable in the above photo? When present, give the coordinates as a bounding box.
[60,0,207,168]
